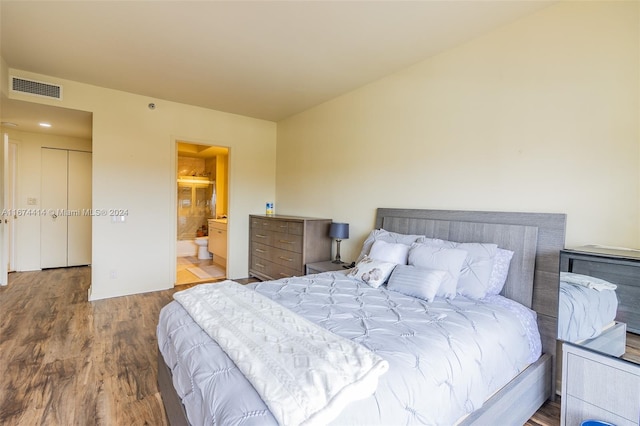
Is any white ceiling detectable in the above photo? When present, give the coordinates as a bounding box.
[0,0,554,138]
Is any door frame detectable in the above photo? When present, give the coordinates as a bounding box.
[1,133,8,285]
[7,140,17,271]
[170,137,230,286]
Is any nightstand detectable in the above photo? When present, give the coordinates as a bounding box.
[305,260,351,275]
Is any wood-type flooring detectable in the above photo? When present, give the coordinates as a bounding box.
[1,266,562,425]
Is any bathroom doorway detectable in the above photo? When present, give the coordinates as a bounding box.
[175,141,229,286]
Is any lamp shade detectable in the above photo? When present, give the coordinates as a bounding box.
[329,222,349,239]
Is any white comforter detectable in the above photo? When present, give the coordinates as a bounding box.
[173,281,389,425]
[158,271,541,425]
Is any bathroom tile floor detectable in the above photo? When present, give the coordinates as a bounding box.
[176,256,226,286]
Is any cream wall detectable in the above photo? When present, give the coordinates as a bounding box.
[277,1,640,262]
[4,69,276,300]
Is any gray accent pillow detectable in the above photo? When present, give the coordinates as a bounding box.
[387,265,448,302]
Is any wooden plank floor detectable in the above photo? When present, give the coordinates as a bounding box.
[0,266,559,425]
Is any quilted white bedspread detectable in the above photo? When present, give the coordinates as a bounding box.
[173,281,389,425]
[158,271,541,425]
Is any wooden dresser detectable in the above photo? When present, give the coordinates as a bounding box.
[562,343,640,426]
[249,215,332,281]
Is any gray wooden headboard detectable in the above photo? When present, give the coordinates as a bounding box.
[375,208,566,367]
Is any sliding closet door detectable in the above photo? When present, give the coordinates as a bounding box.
[41,148,69,268]
[41,148,92,268]
[67,151,91,266]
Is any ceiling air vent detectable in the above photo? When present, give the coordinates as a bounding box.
[10,76,62,100]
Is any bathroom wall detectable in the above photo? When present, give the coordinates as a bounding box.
[177,155,214,240]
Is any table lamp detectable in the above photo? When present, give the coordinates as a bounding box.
[329,222,349,264]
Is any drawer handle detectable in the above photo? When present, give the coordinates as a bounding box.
[279,273,290,277]
[279,256,293,262]
[255,263,265,268]
[279,225,287,228]
[255,249,266,253]
[279,240,294,244]
[255,234,267,238]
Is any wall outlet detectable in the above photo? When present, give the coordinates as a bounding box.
[27,197,37,205]
[109,269,117,279]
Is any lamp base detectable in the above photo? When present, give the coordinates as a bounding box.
[332,239,343,264]
[331,259,344,264]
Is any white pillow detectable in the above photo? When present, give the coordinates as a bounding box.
[348,255,397,288]
[387,265,448,302]
[356,229,423,263]
[486,248,514,295]
[408,243,468,299]
[417,237,498,299]
[368,240,410,265]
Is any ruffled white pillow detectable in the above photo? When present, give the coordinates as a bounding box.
[356,229,424,263]
[368,240,410,265]
[408,243,468,299]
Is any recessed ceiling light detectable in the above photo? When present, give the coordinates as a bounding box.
[1,122,18,127]
[39,122,52,128]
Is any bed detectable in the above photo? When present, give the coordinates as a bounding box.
[557,272,619,343]
[157,208,567,425]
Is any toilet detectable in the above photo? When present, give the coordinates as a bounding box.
[194,237,211,260]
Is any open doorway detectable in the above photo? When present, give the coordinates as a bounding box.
[175,141,229,286]
[1,99,93,275]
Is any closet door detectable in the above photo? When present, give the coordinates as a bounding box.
[41,148,68,268]
[67,151,91,266]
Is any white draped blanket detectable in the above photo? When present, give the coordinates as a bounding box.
[173,281,389,425]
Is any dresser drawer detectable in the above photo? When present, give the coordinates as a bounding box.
[250,257,301,279]
[271,231,303,253]
[270,262,302,279]
[563,345,640,423]
[251,241,302,269]
[250,228,273,246]
[251,217,289,233]
[564,395,636,426]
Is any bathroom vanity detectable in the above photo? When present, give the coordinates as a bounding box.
[208,219,227,267]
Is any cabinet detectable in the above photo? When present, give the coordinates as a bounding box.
[249,215,331,280]
[561,342,640,426]
[41,148,92,268]
[208,219,227,267]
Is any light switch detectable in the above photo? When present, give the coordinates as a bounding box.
[27,197,37,205]
[111,215,126,223]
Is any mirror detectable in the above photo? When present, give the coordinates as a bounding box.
[558,245,640,363]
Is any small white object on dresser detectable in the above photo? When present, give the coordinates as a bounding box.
[561,342,640,426]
